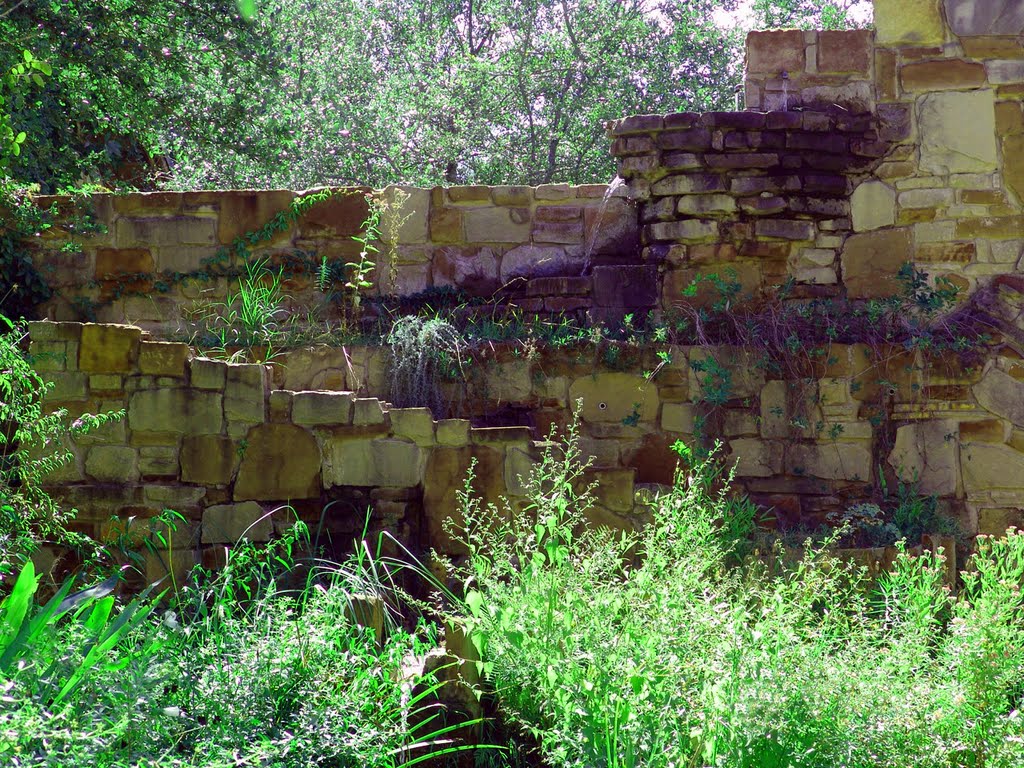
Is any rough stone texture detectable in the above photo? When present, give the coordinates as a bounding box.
[1003,134,1024,204]
[322,436,424,488]
[292,390,354,426]
[918,90,998,175]
[569,373,659,424]
[129,389,224,435]
[851,181,896,232]
[202,501,271,544]
[944,0,1024,36]
[841,228,913,299]
[973,368,1024,426]
[962,443,1024,493]
[888,420,959,495]
[901,59,987,91]
[85,446,138,482]
[786,442,873,482]
[234,424,321,500]
[138,342,190,377]
[874,0,945,44]
[180,435,239,485]
[79,324,140,373]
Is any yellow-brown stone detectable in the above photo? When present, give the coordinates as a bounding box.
[874,0,945,44]
[138,341,190,377]
[961,419,1007,442]
[1002,134,1024,203]
[817,30,872,74]
[79,324,141,373]
[955,214,1024,238]
[95,248,154,278]
[841,228,912,299]
[900,59,987,91]
[916,242,976,262]
[746,30,806,74]
[875,49,899,101]
[961,36,1024,59]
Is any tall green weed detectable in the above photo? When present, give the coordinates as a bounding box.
[445,418,1024,768]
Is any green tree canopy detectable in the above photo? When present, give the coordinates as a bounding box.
[2,0,868,191]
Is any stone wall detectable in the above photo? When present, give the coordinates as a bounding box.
[600,0,1024,542]
[19,0,1024,571]
[30,184,638,336]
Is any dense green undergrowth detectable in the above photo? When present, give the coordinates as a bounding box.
[436,429,1024,768]
[0,523,472,767]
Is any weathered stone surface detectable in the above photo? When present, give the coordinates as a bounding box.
[888,420,958,495]
[841,228,913,299]
[786,442,873,482]
[592,265,657,308]
[352,398,386,426]
[569,373,658,424]
[918,90,998,175]
[1003,134,1024,204]
[662,402,695,433]
[79,324,140,373]
[390,408,436,445]
[945,0,1024,36]
[962,443,1024,493]
[651,174,724,196]
[139,446,179,477]
[901,59,987,91]
[485,360,533,403]
[129,389,224,435]
[381,185,429,243]
[437,419,471,446]
[817,30,872,74]
[433,246,500,293]
[180,434,239,485]
[202,501,271,544]
[504,446,537,497]
[729,438,783,477]
[224,363,268,425]
[689,348,766,400]
[851,181,896,232]
[677,194,737,215]
[85,446,138,482]
[463,207,530,243]
[746,30,805,74]
[234,424,321,500]
[138,342,189,377]
[874,0,945,44]
[500,244,582,282]
[755,219,815,241]
[789,247,837,284]
[973,367,1024,426]
[291,391,353,426]
[322,436,424,488]
[190,357,227,390]
[220,190,295,244]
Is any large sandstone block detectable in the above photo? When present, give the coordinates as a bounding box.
[180,434,239,485]
[128,389,224,435]
[746,30,805,74]
[786,442,873,482]
[139,341,190,377]
[569,373,658,424]
[292,391,354,426]
[233,423,321,500]
[918,90,997,175]
[888,420,959,495]
[851,181,896,232]
[85,446,139,482]
[729,438,783,478]
[321,436,424,488]
[381,186,429,244]
[817,30,872,75]
[841,228,912,299]
[962,442,1024,493]
[79,324,141,373]
[973,367,1024,426]
[224,363,268,425]
[1003,134,1024,204]
[901,59,987,91]
[945,0,1024,36]
[463,207,530,243]
[874,0,945,44]
[500,244,583,282]
[202,501,272,544]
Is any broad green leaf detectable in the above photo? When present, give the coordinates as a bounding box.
[464,588,483,618]
[32,74,44,87]
[0,562,38,656]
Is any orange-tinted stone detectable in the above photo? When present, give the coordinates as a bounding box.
[900,59,987,91]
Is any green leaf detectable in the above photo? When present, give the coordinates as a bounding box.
[464,589,483,618]
[22,50,32,63]
[31,74,44,87]
[236,0,257,20]
[15,131,25,144]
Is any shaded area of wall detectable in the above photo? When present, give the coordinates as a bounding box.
[29,184,639,336]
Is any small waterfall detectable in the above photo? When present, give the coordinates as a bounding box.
[582,175,626,275]
[781,70,790,111]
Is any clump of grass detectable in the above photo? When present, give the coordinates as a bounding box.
[441,414,1024,768]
